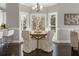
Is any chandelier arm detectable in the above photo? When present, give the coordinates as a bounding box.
[32,3,43,12]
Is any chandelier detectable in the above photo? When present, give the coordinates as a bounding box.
[32,3,43,12]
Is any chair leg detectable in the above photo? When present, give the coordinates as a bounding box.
[72,47,79,56]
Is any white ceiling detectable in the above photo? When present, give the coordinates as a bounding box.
[20,3,57,7]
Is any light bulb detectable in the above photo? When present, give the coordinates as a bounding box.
[40,5,43,9]
[35,5,37,8]
[32,7,35,10]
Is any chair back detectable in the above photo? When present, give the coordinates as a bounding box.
[22,31,30,40]
[48,30,55,41]
[70,31,79,48]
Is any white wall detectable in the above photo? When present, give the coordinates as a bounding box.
[57,3,79,41]
[19,4,30,12]
[58,3,79,29]
[0,10,3,24]
[0,3,6,10]
[6,3,19,40]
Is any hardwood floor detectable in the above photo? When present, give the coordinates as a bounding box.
[23,49,52,56]
[23,48,79,56]
[1,44,79,56]
[3,43,20,56]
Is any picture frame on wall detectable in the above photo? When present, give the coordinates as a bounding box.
[64,14,79,25]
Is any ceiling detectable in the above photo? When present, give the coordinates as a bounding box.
[20,3,57,7]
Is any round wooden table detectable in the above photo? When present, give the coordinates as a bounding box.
[30,32,47,49]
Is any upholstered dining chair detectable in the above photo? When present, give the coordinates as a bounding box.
[39,30,55,52]
[70,31,79,54]
[22,31,31,53]
[47,30,55,52]
[22,31,37,53]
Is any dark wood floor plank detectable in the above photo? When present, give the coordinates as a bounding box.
[23,49,52,56]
